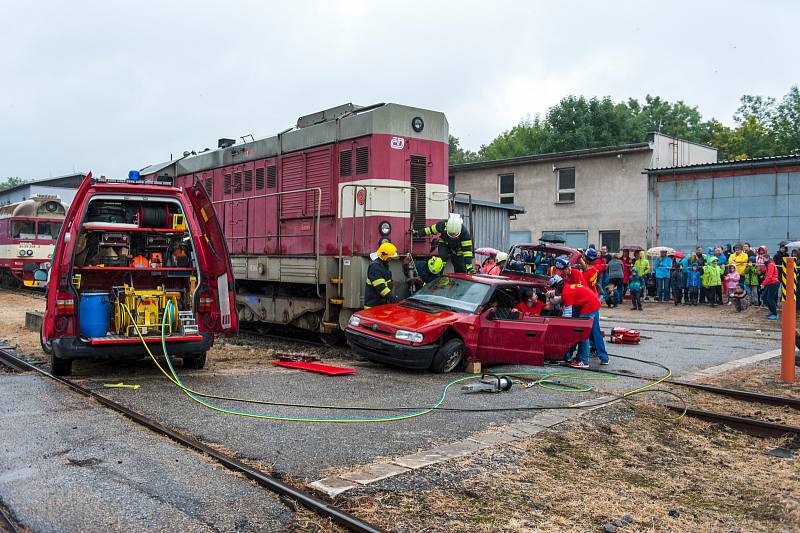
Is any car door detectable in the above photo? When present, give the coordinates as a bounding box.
[182,181,238,335]
[475,308,547,365]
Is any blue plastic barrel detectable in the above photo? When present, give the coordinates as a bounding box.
[79,292,110,338]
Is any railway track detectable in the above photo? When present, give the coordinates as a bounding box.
[0,346,383,533]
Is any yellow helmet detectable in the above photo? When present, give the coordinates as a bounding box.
[377,242,399,260]
[427,256,444,274]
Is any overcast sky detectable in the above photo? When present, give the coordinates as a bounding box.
[1,0,797,180]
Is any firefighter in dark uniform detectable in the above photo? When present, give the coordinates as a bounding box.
[412,213,475,273]
[364,242,400,308]
[403,255,445,291]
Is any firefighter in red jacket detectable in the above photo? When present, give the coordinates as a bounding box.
[412,213,475,273]
[554,255,586,285]
[549,274,609,368]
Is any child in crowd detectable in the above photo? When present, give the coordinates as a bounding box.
[670,262,687,305]
[724,264,740,305]
[605,282,618,308]
[743,257,761,306]
[702,257,724,306]
[686,262,702,305]
[730,285,748,312]
[628,267,644,311]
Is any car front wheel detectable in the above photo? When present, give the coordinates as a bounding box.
[430,338,466,373]
[183,352,207,370]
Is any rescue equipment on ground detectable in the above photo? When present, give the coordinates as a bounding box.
[272,361,357,375]
[103,382,141,390]
[609,327,641,344]
[461,374,513,393]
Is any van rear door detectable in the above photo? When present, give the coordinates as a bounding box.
[182,182,238,335]
[43,173,94,340]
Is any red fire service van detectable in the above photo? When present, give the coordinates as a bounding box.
[344,274,592,373]
[41,172,238,375]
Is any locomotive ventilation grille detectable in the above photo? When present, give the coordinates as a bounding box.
[223,173,232,195]
[355,146,369,174]
[204,175,213,196]
[340,150,352,177]
[244,170,253,192]
[410,155,427,232]
[255,167,265,190]
[233,172,242,193]
[267,165,277,188]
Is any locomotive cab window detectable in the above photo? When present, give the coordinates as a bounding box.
[12,220,36,239]
[37,221,63,240]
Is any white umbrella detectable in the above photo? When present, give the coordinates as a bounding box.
[646,246,675,258]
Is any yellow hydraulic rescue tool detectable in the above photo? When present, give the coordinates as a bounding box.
[113,284,180,336]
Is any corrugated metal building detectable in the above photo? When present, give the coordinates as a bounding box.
[0,173,85,206]
[646,155,800,251]
[453,197,524,253]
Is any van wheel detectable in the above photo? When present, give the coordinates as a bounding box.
[50,354,72,376]
[40,325,53,355]
[430,338,466,373]
[183,352,207,370]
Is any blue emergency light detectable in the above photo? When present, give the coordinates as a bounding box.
[128,170,141,181]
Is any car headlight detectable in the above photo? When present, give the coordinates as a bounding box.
[395,329,423,343]
[379,221,391,236]
[18,249,26,256]
[348,315,361,327]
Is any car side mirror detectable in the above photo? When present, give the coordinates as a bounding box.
[486,308,497,321]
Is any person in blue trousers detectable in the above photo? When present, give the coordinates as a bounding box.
[654,249,673,301]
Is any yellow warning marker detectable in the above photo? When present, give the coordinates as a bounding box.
[103,383,141,390]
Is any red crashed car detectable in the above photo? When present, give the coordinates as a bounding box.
[344,274,592,373]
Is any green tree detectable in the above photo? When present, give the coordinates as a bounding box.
[0,177,26,192]
[448,135,479,164]
[774,85,800,155]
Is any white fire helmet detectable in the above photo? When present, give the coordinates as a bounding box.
[445,213,463,239]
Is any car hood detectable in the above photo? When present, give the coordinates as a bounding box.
[357,302,462,330]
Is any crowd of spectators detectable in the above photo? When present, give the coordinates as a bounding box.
[590,241,794,321]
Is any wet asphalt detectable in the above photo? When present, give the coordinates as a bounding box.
[0,315,778,531]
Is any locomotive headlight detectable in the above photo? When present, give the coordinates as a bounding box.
[18,249,26,257]
[379,221,391,236]
[26,249,34,256]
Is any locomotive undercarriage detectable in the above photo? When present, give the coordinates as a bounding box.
[231,254,410,342]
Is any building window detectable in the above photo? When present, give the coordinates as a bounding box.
[448,175,455,194]
[556,168,575,203]
[542,230,588,250]
[600,230,620,252]
[499,173,514,204]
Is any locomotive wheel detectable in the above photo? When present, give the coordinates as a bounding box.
[319,332,344,346]
[40,324,53,355]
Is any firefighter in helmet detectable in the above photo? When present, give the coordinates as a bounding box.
[412,213,474,273]
[364,242,400,308]
[403,255,445,290]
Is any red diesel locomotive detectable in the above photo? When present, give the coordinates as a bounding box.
[142,103,450,341]
[0,195,68,288]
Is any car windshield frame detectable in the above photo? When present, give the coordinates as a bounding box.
[406,276,493,313]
